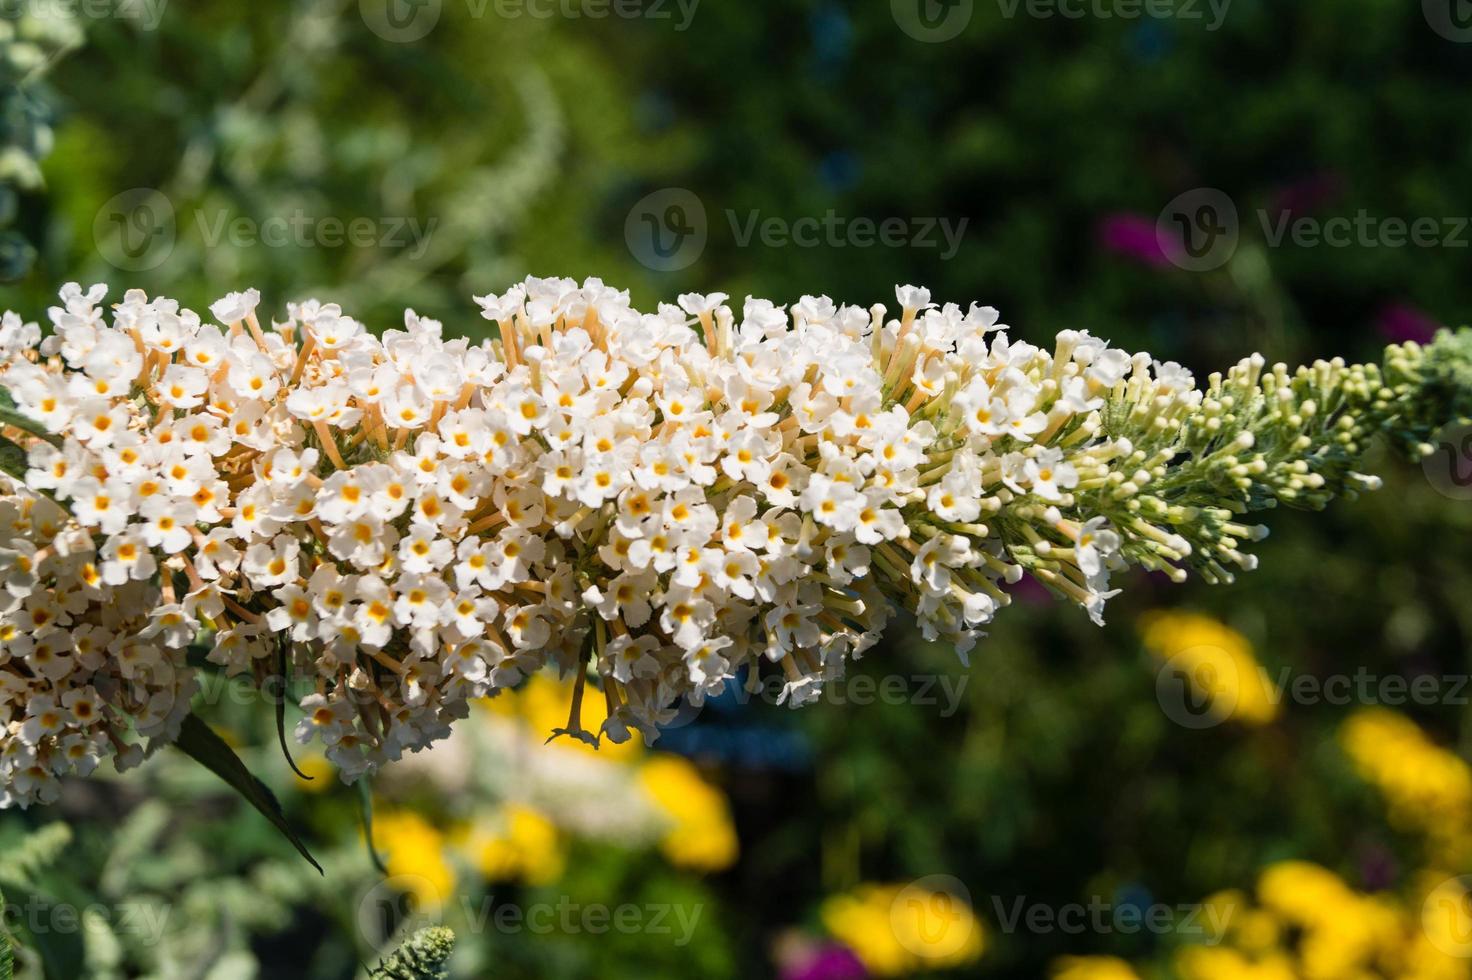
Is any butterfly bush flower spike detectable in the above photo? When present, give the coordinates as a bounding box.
[0,277,1468,806]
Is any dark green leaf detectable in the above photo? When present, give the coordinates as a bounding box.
[172,712,322,874]
[358,778,390,876]
[0,434,27,484]
[275,636,312,781]
[0,403,60,449]
[0,882,11,980]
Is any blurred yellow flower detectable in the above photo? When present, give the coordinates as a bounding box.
[1341,709,1472,863]
[1412,873,1472,975]
[456,802,566,886]
[1174,944,1297,980]
[1170,861,1472,980]
[481,672,642,762]
[637,754,738,872]
[293,752,336,792]
[371,809,455,910]
[820,881,983,977]
[1051,954,1141,980]
[1140,610,1279,725]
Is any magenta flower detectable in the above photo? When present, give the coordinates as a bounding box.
[1098,212,1172,268]
[1376,303,1440,345]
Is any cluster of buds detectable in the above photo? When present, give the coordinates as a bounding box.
[0,277,1463,807]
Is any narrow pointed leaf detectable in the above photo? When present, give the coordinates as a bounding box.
[358,778,390,876]
[0,403,60,449]
[0,434,26,483]
[275,636,312,781]
[172,712,322,873]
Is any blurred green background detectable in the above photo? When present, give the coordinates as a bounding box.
[4,0,1472,977]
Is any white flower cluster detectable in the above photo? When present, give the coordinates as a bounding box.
[0,276,1302,806]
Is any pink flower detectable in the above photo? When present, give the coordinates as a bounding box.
[1097,213,1172,268]
[1376,303,1440,345]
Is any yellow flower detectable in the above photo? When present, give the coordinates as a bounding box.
[1163,861,1472,980]
[820,881,983,977]
[1174,945,1297,980]
[1341,709,1472,863]
[293,752,336,792]
[1412,871,1472,971]
[1051,954,1141,980]
[456,802,565,886]
[371,809,455,910]
[497,672,642,762]
[1140,610,1278,725]
[1251,861,1431,979]
[638,754,738,872]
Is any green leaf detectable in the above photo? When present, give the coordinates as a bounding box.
[0,433,27,484]
[0,402,60,449]
[274,636,312,782]
[0,883,12,980]
[358,778,390,876]
[172,712,323,874]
